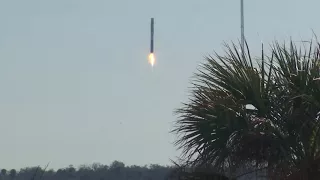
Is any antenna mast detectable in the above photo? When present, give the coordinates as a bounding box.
[240,0,245,58]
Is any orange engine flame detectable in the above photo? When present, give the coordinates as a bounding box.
[148,53,155,67]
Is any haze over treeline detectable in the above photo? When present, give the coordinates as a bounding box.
[0,161,174,180]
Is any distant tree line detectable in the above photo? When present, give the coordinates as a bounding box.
[0,161,174,180]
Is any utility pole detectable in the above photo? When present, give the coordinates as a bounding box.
[240,0,245,59]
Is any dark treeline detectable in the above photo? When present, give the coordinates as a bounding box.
[0,161,175,180]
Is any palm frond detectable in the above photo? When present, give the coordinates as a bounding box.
[173,38,320,179]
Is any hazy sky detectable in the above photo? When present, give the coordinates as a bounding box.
[0,0,319,170]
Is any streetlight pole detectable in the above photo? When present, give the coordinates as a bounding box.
[240,0,245,58]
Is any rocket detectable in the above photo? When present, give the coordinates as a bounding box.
[150,18,154,53]
[148,18,155,67]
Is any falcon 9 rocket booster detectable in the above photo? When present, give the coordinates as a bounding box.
[148,18,155,67]
[150,18,154,53]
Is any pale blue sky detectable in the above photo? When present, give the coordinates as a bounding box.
[0,0,319,170]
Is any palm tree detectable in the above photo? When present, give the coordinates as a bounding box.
[173,39,320,179]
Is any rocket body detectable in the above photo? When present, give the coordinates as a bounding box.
[150,18,154,53]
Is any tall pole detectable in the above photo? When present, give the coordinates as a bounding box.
[240,0,245,58]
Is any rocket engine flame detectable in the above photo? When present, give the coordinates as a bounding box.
[148,53,155,67]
